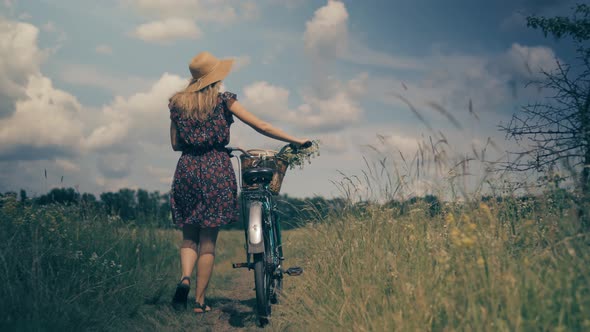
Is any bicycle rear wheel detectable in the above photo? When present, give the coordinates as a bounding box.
[253,253,271,326]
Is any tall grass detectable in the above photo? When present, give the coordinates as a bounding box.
[274,197,589,331]
[0,198,179,331]
[269,90,590,330]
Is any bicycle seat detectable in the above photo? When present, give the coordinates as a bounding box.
[243,167,274,186]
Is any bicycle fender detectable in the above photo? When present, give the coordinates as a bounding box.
[247,201,265,254]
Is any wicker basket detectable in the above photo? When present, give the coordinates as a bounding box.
[239,149,288,195]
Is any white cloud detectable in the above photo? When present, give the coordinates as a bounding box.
[489,43,558,81]
[146,165,173,184]
[232,55,252,71]
[55,159,81,172]
[123,0,263,42]
[361,43,560,137]
[42,21,56,32]
[241,74,366,133]
[0,18,84,161]
[242,81,291,117]
[304,0,423,71]
[95,44,113,55]
[95,176,135,193]
[0,75,85,159]
[131,18,201,43]
[97,152,133,178]
[124,0,238,22]
[59,63,153,96]
[83,72,187,152]
[83,119,130,152]
[17,12,32,20]
[0,18,45,117]
[304,0,348,57]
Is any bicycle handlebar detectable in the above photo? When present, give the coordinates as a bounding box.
[226,146,251,156]
[227,141,313,157]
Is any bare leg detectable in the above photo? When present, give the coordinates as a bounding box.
[194,227,219,311]
[180,225,200,285]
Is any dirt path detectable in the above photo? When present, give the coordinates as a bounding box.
[122,231,269,331]
[122,269,261,332]
[203,268,260,331]
[118,228,312,331]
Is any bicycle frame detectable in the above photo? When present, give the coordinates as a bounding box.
[228,144,309,325]
[228,147,283,270]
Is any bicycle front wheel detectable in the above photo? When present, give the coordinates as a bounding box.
[253,253,271,326]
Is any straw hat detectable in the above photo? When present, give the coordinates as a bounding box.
[185,51,234,92]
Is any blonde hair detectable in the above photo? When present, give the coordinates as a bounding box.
[169,81,221,121]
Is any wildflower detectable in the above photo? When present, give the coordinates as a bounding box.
[468,223,477,231]
[445,213,455,225]
[450,228,462,246]
[477,257,485,266]
[567,247,576,257]
[460,236,475,247]
[479,203,494,221]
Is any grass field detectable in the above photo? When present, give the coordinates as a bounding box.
[1,191,589,331]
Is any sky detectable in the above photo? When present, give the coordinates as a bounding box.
[0,0,580,199]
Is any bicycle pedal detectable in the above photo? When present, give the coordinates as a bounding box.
[285,266,303,276]
[232,262,250,269]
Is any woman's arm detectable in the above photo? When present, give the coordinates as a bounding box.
[170,121,183,151]
[228,100,308,145]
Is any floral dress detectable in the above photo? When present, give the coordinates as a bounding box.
[169,91,238,228]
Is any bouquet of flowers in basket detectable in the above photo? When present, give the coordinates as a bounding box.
[277,140,321,170]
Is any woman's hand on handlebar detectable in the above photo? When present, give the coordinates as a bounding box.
[289,138,313,150]
[291,139,313,149]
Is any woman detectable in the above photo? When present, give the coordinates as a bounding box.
[169,51,310,313]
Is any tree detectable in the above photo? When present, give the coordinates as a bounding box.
[500,4,590,229]
[36,188,80,205]
[19,189,27,204]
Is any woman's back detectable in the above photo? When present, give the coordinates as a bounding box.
[169,91,237,152]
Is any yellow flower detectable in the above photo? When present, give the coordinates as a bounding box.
[468,223,477,231]
[461,236,475,247]
[445,213,455,225]
[477,257,485,266]
[479,202,491,212]
[479,203,494,222]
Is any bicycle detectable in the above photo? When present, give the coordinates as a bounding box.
[227,142,310,326]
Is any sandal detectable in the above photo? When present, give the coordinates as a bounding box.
[171,276,191,310]
[193,301,211,314]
